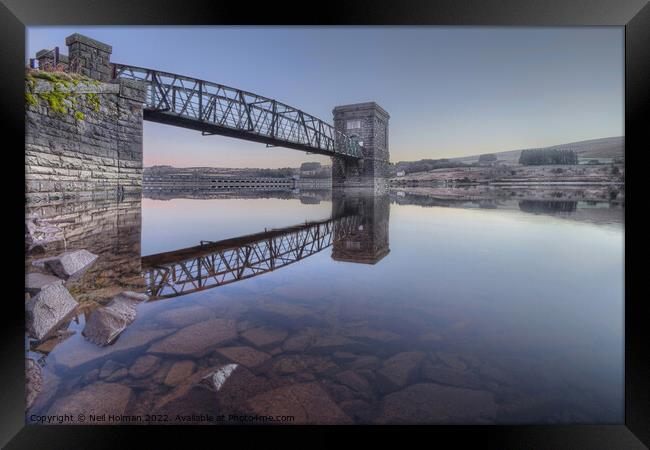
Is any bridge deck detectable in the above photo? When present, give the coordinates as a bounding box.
[113,64,363,159]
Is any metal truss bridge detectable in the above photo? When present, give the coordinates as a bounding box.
[113,64,363,159]
[141,215,361,300]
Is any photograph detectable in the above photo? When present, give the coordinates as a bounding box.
[22,25,626,425]
[1,0,648,447]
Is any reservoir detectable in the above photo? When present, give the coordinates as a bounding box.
[25,188,624,424]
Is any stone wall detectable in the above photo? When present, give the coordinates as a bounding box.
[26,34,145,204]
[25,76,146,203]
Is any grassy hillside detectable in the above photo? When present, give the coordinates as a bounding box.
[449,136,623,164]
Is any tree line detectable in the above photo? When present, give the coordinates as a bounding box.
[519,149,578,165]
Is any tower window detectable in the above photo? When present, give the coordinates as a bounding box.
[346,120,361,130]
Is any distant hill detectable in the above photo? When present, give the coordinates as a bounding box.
[449,136,624,164]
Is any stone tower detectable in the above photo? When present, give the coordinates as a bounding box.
[332,102,390,190]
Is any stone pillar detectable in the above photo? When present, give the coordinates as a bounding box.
[66,33,113,81]
[332,102,390,191]
[35,49,69,70]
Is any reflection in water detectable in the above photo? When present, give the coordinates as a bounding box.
[143,215,363,300]
[25,188,624,425]
[519,200,578,214]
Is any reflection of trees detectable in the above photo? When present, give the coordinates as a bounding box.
[518,200,578,214]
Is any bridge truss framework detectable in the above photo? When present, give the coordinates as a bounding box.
[113,64,363,159]
[142,215,361,300]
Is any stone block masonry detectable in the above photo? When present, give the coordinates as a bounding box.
[25,34,146,203]
[332,102,390,191]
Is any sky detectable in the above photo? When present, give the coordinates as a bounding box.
[27,27,624,168]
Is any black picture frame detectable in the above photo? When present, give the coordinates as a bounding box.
[1,0,647,448]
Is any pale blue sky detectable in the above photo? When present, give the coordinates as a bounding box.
[27,27,624,168]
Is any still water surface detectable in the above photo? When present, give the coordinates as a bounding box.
[27,189,624,424]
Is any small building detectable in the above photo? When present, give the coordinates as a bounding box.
[300,162,322,176]
[396,170,406,177]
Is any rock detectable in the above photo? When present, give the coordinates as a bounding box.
[199,364,239,392]
[153,385,221,423]
[422,361,484,390]
[99,360,123,379]
[477,363,514,386]
[151,360,174,384]
[40,249,98,281]
[339,399,374,423]
[25,272,64,296]
[310,335,362,353]
[241,326,287,348]
[26,358,43,410]
[246,382,352,424]
[215,346,271,369]
[377,351,426,390]
[419,331,444,342]
[82,368,100,384]
[113,291,149,303]
[335,370,373,399]
[25,282,78,340]
[33,330,75,354]
[332,352,357,362]
[148,318,237,357]
[343,327,401,343]
[377,383,498,424]
[53,328,174,370]
[129,355,161,379]
[214,365,274,411]
[282,334,313,352]
[155,305,217,328]
[348,355,381,370]
[322,380,356,402]
[47,382,134,424]
[105,368,128,381]
[436,351,467,371]
[164,360,196,386]
[28,368,60,415]
[236,320,256,332]
[82,293,142,346]
[271,355,338,376]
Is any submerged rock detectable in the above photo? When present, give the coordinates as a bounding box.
[46,382,134,424]
[215,346,271,369]
[147,318,237,357]
[38,249,98,281]
[199,364,239,392]
[25,282,78,340]
[155,305,217,328]
[241,326,288,348]
[82,291,148,346]
[53,328,174,370]
[129,355,161,379]
[26,358,43,411]
[376,351,426,390]
[25,272,64,296]
[164,360,197,386]
[245,382,352,424]
[377,383,498,424]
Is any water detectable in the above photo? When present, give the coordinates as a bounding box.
[25,187,624,424]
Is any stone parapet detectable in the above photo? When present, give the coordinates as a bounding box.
[66,33,113,82]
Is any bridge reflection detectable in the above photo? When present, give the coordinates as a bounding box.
[142,193,390,300]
